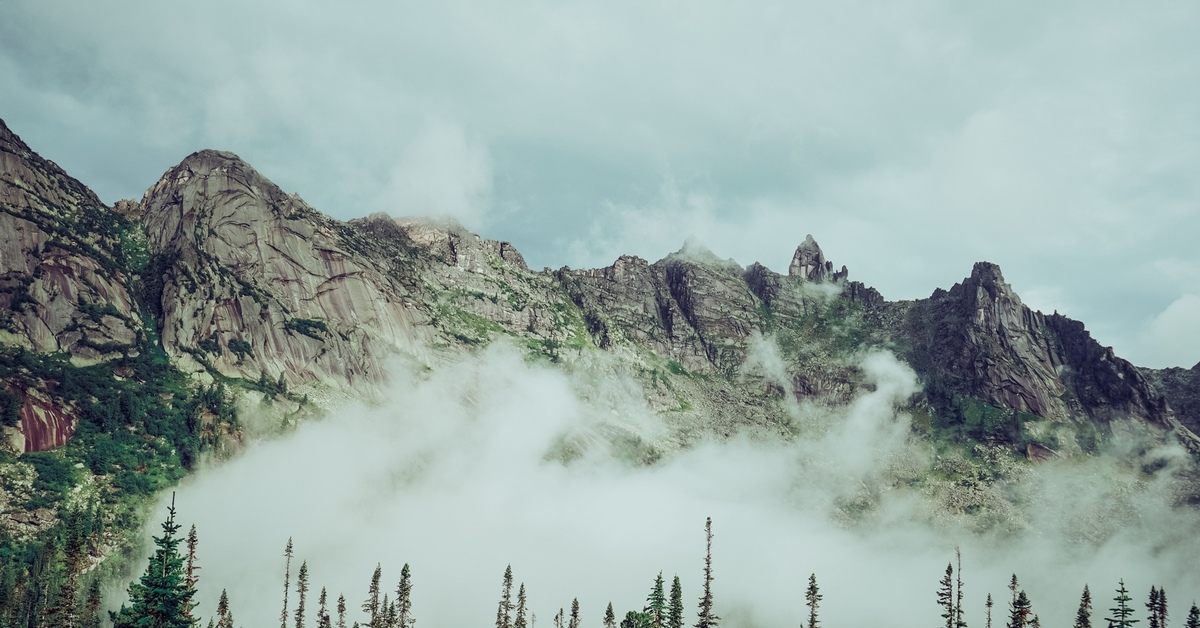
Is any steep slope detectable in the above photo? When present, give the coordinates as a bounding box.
[0,120,145,451]
[1141,363,1200,436]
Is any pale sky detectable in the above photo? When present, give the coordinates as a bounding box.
[2,0,1198,368]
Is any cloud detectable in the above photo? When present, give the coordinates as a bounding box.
[1137,294,1200,368]
[376,119,494,229]
[120,342,1200,628]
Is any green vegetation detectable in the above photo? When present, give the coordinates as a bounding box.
[285,317,329,340]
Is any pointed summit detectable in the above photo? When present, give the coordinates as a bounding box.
[788,235,847,282]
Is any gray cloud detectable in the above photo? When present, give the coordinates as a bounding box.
[3,0,1199,366]
[126,342,1200,628]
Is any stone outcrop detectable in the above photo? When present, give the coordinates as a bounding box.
[1141,363,1200,436]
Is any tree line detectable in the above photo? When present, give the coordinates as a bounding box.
[88,506,1200,628]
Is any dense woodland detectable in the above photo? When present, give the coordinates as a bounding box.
[59,509,1199,628]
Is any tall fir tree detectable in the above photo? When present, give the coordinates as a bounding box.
[1158,588,1169,628]
[1149,588,1162,628]
[1006,575,1032,628]
[1184,603,1199,628]
[281,538,294,628]
[317,588,331,628]
[669,576,684,628]
[1075,585,1092,628]
[553,608,564,628]
[295,561,309,628]
[185,526,200,595]
[695,517,719,628]
[938,564,955,628]
[363,564,382,628]
[497,565,515,628]
[1108,580,1139,628]
[568,598,581,628]
[337,594,347,628]
[514,583,528,628]
[112,498,198,628]
[82,578,103,628]
[805,573,822,628]
[395,564,414,628]
[646,572,666,628]
[986,594,993,628]
[216,589,235,628]
[604,602,617,628]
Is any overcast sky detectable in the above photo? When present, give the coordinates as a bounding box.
[2,0,1198,368]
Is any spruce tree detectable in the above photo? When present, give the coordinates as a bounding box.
[282,538,294,628]
[1150,588,1162,628]
[1075,585,1092,628]
[804,573,821,628]
[568,598,581,628]
[295,561,309,628]
[216,589,235,628]
[554,608,564,628]
[337,594,347,628]
[1006,576,1032,628]
[363,564,382,628]
[497,565,515,628]
[1108,580,1139,628]
[938,564,955,628]
[395,564,413,628]
[986,594,993,628]
[514,583,527,628]
[695,517,719,628]
[112,499,198,628]
[955,548,966,628]
[646,572,666,628]
[1159,589,1169,628]
[1184,603,1198,628]
[605,602,617,628]
[317,588,331,628]
[83,578,103,628]
[669,576,684,628]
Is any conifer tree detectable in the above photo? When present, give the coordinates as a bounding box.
[363,564,382,628]
[112,498,198,628]
[83,578,103,628]
[605,602,617,628]
[1158,589,1169,628]
[295,561,309,628]
[216,589,235,628]
[337,594,347,628]
[186,526,200,593]
[938,564,955,628]
[805,573,822,628]
[669,576,683,628]
[646,572,666,628]
[1108,580,1139,628]
[317,588,331,628]
[1075,585,1092,628]
[568,598,581,628]
[497,565,515,628]
[395,563,414,628]
[1006,576,1032,628]
[282,538,294,628]
[554,608,564,628]
[1184,603,1198,628]
[379,594,393,628]
[514,583,528,628]
[986,594,993,628]
[1150,588,1162,628]
[695,517,719,628]
[43,525,85,628]
[1030,615,1040,628]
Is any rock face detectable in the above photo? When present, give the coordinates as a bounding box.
[0,115,1194,457]
[900,262,1169,428]
[0,120,144,451]
[1141,363,1200,436]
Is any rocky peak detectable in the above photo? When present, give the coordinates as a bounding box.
[788,235,848,282]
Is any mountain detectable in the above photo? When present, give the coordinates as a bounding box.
[1,117,1199,619]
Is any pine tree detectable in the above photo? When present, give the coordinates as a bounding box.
[805,573,822,628]
[282,538,294,628]
[185,526,200,593]
[938,564,955,628]
[1184,603,1198,628]
[1108,580,1140,628]
[1075,585,1092,628]
[669,576,683,628]
[514,583,528,628]
[295,561,309,628]
[317,588,331,628]
[695,517,719,628]
[646,572,666,628]
[112,498,198,628]
[216,588,235,628]
[1006,575,1031,628]
[363,564,382,628]
[605,602,617,628]
[497,565,515,628]
[568,598,581,628]
[986,594,994,628]
[1150,588,1162,628]
[42,523,85,628]
[395,564,414,628]
[82,578,103,628]
[337,594,347,628]
[554,608,564,628]
[1159,589,1169,628]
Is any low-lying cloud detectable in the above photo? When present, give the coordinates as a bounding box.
[129,342,1200,628]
